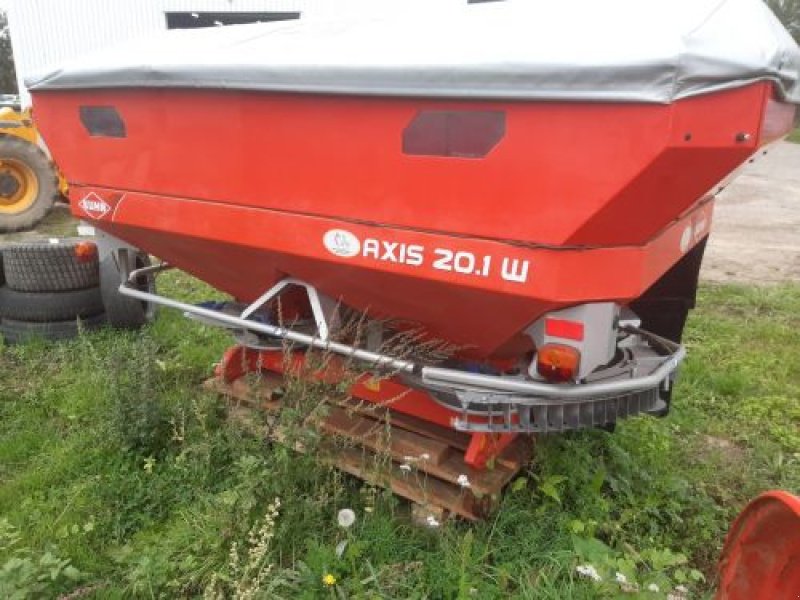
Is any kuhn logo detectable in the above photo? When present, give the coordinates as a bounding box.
[323,229,360,258]
[78,193,111,220]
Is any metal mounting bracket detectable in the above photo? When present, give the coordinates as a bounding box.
[240,278,340,342]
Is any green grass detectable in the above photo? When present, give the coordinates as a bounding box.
[1,278,798,598]
[788,127,800,143]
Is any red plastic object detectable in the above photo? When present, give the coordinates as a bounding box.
[545,318,585,342]
[73,241,98,263]
[463,432,517,470]
[717,491,800,599]
[536,344,581,383]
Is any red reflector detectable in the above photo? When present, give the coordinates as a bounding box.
[537,344,581,383]
[73,241,98,263]
[545,318,584,341]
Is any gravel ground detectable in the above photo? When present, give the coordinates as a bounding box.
[701,141,800,285]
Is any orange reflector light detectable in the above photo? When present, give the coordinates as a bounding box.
[536,344,581,383]
[74,241,98,263]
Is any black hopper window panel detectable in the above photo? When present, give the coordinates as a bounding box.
[403,110,506,159]
[79,106,126,138]
[166,12,300,29]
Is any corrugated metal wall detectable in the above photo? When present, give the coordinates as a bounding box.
[10,0,159,105]
[7,0,435,105]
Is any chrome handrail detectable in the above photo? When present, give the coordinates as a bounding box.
[120,267,685,401]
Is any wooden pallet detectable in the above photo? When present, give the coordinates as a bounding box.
[206,374,534,520]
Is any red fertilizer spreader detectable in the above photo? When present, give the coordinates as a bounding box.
[28,0,800,468]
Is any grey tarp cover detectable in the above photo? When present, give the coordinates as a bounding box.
[27,0,800,104]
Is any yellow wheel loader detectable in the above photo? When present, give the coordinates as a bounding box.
[0,105,67,233]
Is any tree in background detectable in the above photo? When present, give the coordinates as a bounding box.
[767,0,800,44]
[0,10,18,94]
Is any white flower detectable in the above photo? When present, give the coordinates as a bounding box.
[456,474,472,489]
[399,463,412,472]
[337,508,356,528]
[425,515,440,528]
[615,572,628,585]
[647,583,660,593]
[576,564,602,582]
[667,586,690,600]
[420,453,430,460]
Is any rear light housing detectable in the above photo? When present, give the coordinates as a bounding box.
[536,343,581,383]
[527,303,620,380]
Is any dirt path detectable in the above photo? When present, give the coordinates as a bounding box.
[701,141,800,285]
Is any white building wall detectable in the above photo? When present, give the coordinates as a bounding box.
[7,0,430,105]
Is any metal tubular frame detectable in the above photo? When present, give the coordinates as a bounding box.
[119,267,685,406]
[120,264,416,373]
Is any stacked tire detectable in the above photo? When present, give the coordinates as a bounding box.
[0,240,106,344]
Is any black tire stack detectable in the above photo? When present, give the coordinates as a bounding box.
[0,240,106,344]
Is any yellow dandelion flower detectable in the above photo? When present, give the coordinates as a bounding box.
[322,573,337,587]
